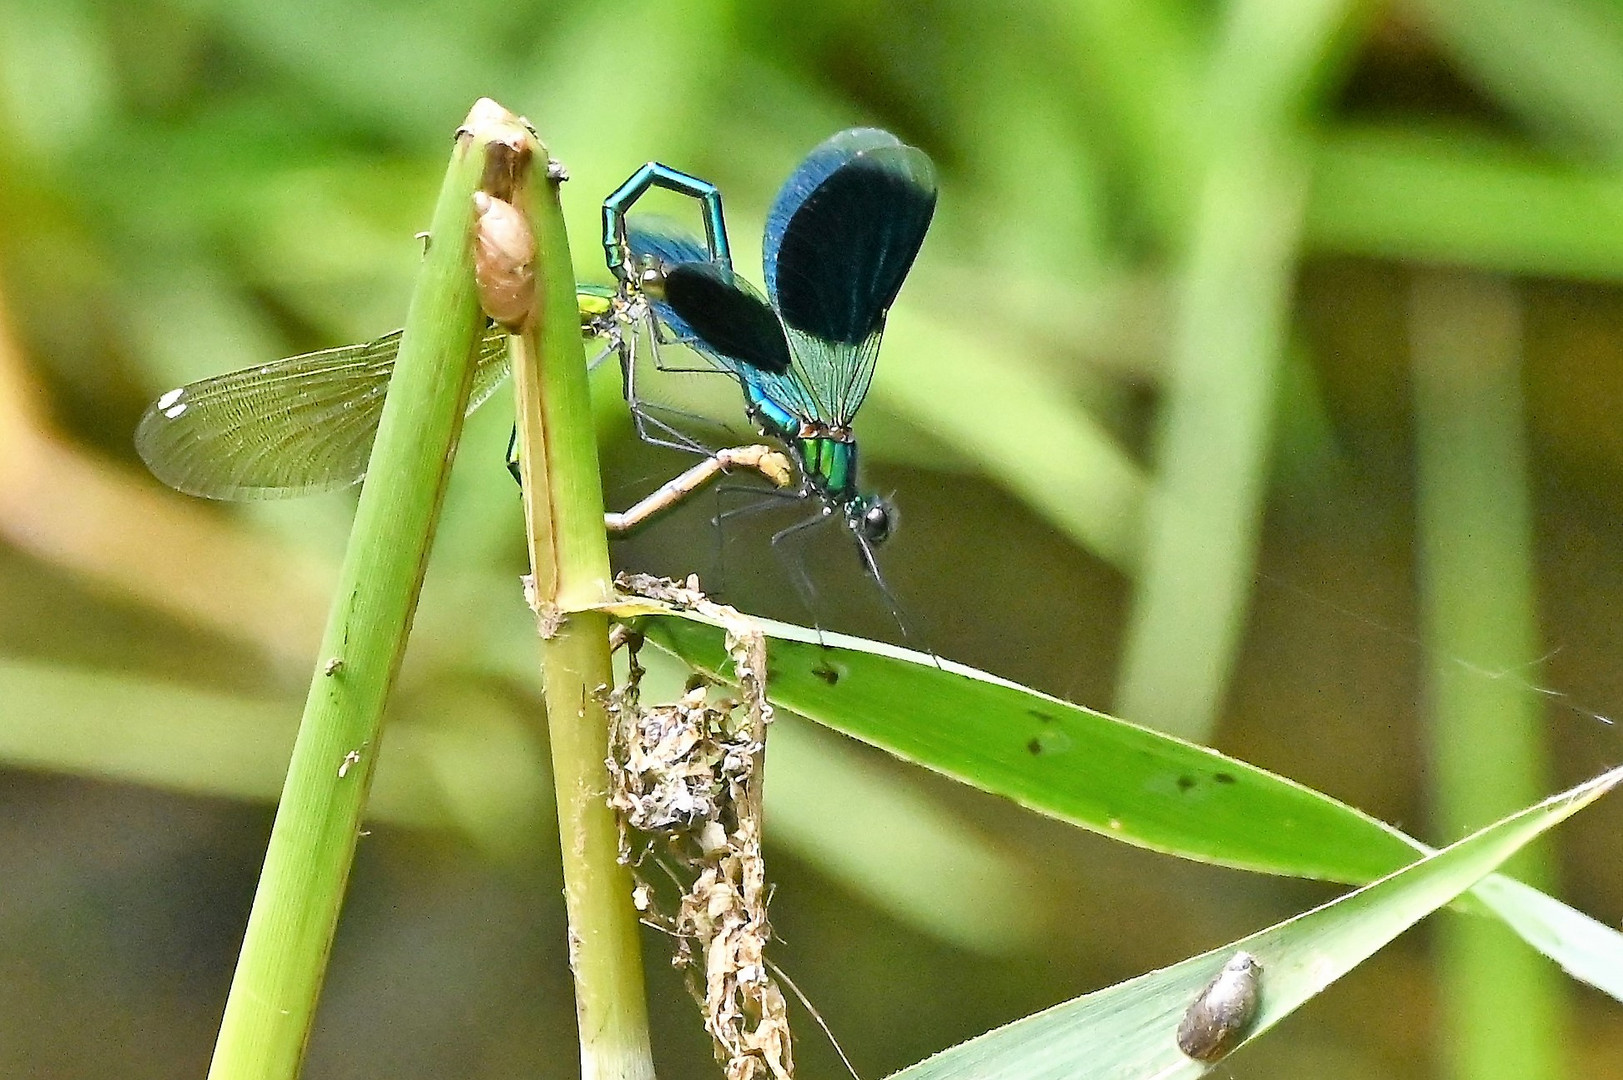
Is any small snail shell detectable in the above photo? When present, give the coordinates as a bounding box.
[1176,951,1261,1062]
[472,191,536,330]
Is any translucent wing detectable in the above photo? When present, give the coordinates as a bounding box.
[762,128,937,425]
[624,215,713,273]
[628,218,827,421]
[783,327,885,429]
[135,325,511,500]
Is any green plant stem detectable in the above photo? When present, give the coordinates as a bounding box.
[508,139,655,1080]
[1411,271,1563,1080]
[206,100,511,1080]
[1114,0,1366,739]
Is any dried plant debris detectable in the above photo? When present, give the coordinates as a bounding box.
[607,574,795,1080]
[609,680,729,835]
[615,571,713,612]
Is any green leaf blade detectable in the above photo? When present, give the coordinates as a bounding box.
[631,607,1623,1003]
[641,613,1418,882]
[885,767,1621,1080]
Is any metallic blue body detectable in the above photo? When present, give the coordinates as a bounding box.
[602,162,730,278]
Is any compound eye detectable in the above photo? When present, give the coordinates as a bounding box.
[638,263,667,298]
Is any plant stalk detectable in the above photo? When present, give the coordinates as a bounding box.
[207,99,518,1080]
[1412,270,1563,1080]
[506,133,655,1080]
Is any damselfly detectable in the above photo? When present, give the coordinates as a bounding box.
[603,128,937,620]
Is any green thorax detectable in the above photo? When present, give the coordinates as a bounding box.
[795,433,859,502]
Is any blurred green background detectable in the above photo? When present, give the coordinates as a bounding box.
[1,0,1621,1077]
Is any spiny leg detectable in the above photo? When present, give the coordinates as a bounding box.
[623,325,713,455]
[636,327,763,449]
[603,301,719,455]
[646,314,734,376]
[585,336,617,373]
[769,510,838,639]
[711,483,805,603]
[850,529,937,664]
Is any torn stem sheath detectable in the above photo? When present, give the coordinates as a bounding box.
[505,132,656,1080]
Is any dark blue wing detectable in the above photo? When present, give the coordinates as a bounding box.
[763,129,902,304]
[628,217,821,422]
[626,218,790,377]
[661,263,792,376]
[762,129,937,344]
[758,129,936,425]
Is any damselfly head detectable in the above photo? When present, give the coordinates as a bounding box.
[636,259,668,300]
[850,496,894,545]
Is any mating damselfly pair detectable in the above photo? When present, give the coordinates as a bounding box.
[136,128,937,630]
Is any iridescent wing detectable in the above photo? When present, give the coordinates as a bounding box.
[623,217,714,280]
[660,262,792,376]
[762,128,937,425]
[135,326,512,500]
[628,217,826,419]
[629,216,792,376]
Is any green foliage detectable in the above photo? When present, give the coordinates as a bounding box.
[637,609,1623,1006]
[885,769,1618,1080]
[2,1,1623,1078]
